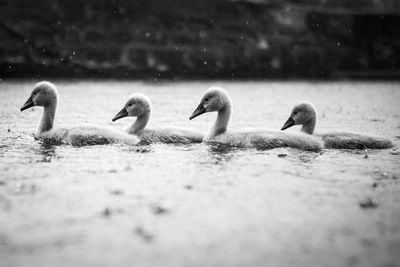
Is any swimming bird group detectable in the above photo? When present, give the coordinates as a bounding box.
[20,81,394,150]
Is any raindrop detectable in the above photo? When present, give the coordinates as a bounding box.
[102,208,111,217]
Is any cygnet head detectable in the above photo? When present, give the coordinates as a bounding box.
[20,81,58,111]
[112,93,152,122]
[281,101,317,131]
[189,87,231,120]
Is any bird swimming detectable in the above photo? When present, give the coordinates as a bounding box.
[20,81,139,146]
[189,87,323,151]
[112,93,203,144]
[281,101,394,149]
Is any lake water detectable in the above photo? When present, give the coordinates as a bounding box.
[0,81,399,267]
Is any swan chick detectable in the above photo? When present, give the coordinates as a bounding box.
[281,101,394,149]
[190,87,232,141]
[112,93,203,144]
[20,81,139,146]
[190,87,322,151]
[281,101,317,134]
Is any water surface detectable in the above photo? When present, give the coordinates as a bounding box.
[0,81,399,267]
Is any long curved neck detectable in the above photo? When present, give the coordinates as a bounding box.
[38,102,56,134]
[206,102,231,140]
[128,111,150,135]
[301,114,316,135]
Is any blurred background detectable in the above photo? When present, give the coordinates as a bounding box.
[1,0,400,80]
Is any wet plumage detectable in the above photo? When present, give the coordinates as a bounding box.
[21,81,139,146]
[281,101,394,149]
[190,87,323,151]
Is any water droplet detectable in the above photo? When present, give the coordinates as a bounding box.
[102,208,111,217]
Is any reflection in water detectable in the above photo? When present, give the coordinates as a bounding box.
[33,142,57,163]
[296,151,320,165]
[185,143,238,167]
[204,143,245,165]
[207,142,245,154]
[0,82,399,267]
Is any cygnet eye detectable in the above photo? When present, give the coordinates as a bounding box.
[293,111,298,115]
[204,97,209,102]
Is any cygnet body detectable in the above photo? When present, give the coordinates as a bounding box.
[281,101,393,149]
[20,81,139,146]
[189,87,323,151]
[112,93,203,144]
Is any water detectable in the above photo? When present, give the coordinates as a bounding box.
[1,81,400,267]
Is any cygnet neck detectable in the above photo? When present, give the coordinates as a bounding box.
[38,102,57,134]
[301,111,317,135]
[206,101,231,140]
[128,111,151,135]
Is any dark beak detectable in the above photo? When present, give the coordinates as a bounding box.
[281,117,295,130]
[189,103,206,120]
[20,96,34,111]
[112,107,128,122]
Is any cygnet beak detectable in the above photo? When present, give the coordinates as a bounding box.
[20,96,34,111]
[281,117,295,130]
[112,107,128,122]
[189,103,206,120]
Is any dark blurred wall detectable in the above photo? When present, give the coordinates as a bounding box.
[0,0,399,79]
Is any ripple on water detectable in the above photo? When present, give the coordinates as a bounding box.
[0,81,399,267]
